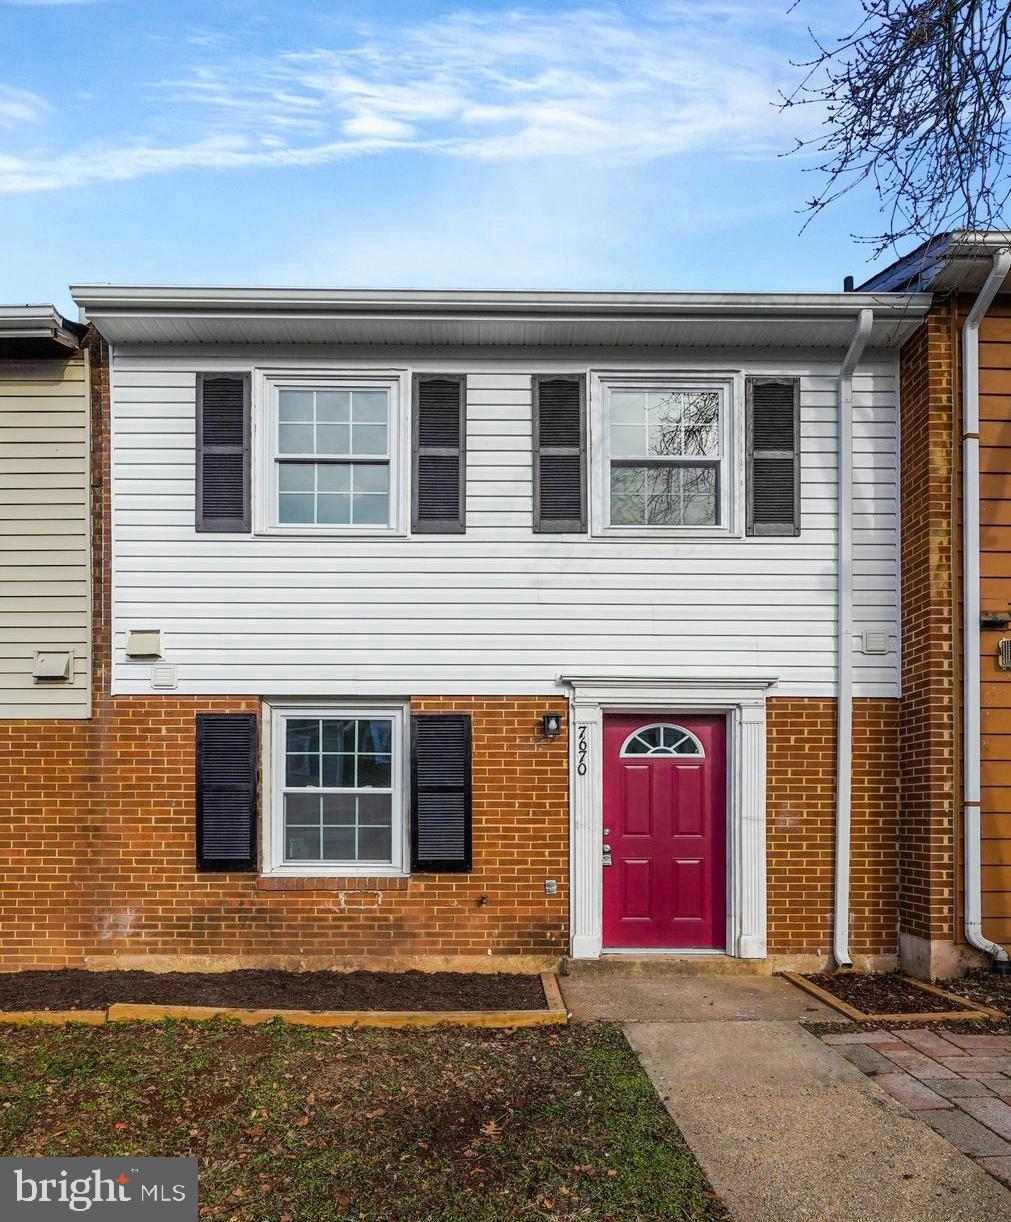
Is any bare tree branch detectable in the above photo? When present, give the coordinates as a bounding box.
[784,1,1011,253]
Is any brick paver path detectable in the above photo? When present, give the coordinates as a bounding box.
[822,1028,1011,1188]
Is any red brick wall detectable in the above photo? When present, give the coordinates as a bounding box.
[767,697,899,957]
[898,308,959,943]
[1,695,569,970]
[2,689,903,970]
[88,695,567,967]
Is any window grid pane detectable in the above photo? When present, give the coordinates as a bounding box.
[608,386,722,528]
[608,389,721,461]
[282,717,395,865]
[278,389,389,458]
[275,387,392,529]
[277,461,390,526]
[610,463,718,526]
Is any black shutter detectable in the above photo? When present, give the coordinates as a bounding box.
[411,714,472,872]
[413,375,465,533]
[747,377,801,537]
[533,375,586,532]
[196,713,258,871]
[196,374,250,532]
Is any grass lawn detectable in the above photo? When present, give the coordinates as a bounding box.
[0,1020,722,1221]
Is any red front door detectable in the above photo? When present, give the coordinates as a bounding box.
[602,714,726,950]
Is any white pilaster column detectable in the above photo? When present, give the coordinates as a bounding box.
[569,702,603,958]
[733,701,767,958]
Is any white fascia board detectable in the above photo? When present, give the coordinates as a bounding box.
[859,230,1011,293]
[69,284,930,319]
[0,305,82,347]
[69,285,930,350]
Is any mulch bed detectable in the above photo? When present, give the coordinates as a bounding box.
[800,970,964,1015]
[802,968,1011,1035]
[944,968,1011,1015]
[0,969,547,1013]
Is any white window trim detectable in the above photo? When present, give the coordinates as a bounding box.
[261,700,410,877]
[252,369,410,537]
[589,371,742,539]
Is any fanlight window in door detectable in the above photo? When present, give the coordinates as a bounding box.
[620,724,705,757]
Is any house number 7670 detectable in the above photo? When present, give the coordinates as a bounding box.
[576,725,588,776]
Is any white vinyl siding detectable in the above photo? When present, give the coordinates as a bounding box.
[0,357,91,717]
[109,350,899,699]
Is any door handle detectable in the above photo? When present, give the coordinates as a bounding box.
[602,842,613,867]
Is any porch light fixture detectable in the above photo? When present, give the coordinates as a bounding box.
[542,712,563,740]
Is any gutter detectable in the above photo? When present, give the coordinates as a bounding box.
[962,250,1011,971]
[69,284,931,321]
[833,307,874,969]
[0,305,83,348]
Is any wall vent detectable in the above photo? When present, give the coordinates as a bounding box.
[33,650,72,682]
[127,629,162,658]
[862,631,890,655]
[999,639,1011,671]
[150,664,178,690]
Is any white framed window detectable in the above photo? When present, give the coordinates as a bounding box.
[264,703,408,876]
[254,373,406,535]
[592,376,737,537]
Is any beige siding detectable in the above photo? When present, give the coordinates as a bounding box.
[0,357,90,717]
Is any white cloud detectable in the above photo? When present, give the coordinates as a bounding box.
[0,3,824,192]
[0,84,50,127]
[342,112,416,139]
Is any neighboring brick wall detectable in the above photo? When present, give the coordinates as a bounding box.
[767,697,900,957]
[898,306,959,943]
[0,721,94,970]
[0,328,109,972]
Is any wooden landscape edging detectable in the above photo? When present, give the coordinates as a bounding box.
[0,972,569,1030]
[781,971,1003,1023]
[0,1009,106,1027]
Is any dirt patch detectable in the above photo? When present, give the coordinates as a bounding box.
[800,971,968,1015]
[0,969,547,1013]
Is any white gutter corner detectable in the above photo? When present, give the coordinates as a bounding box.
[963,250,1011,966]
[833,307,874,970]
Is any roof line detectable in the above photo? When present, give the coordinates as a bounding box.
[0,305,84,348]
[70,285,931,320]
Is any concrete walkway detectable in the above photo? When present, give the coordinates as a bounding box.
[559,973,1011,1221]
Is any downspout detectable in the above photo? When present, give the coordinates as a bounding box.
[833,307,874,970]
[962,250,1011,971]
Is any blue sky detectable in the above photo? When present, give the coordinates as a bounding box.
[1,0,893,314]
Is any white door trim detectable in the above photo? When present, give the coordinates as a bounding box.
[560,675,776,960]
